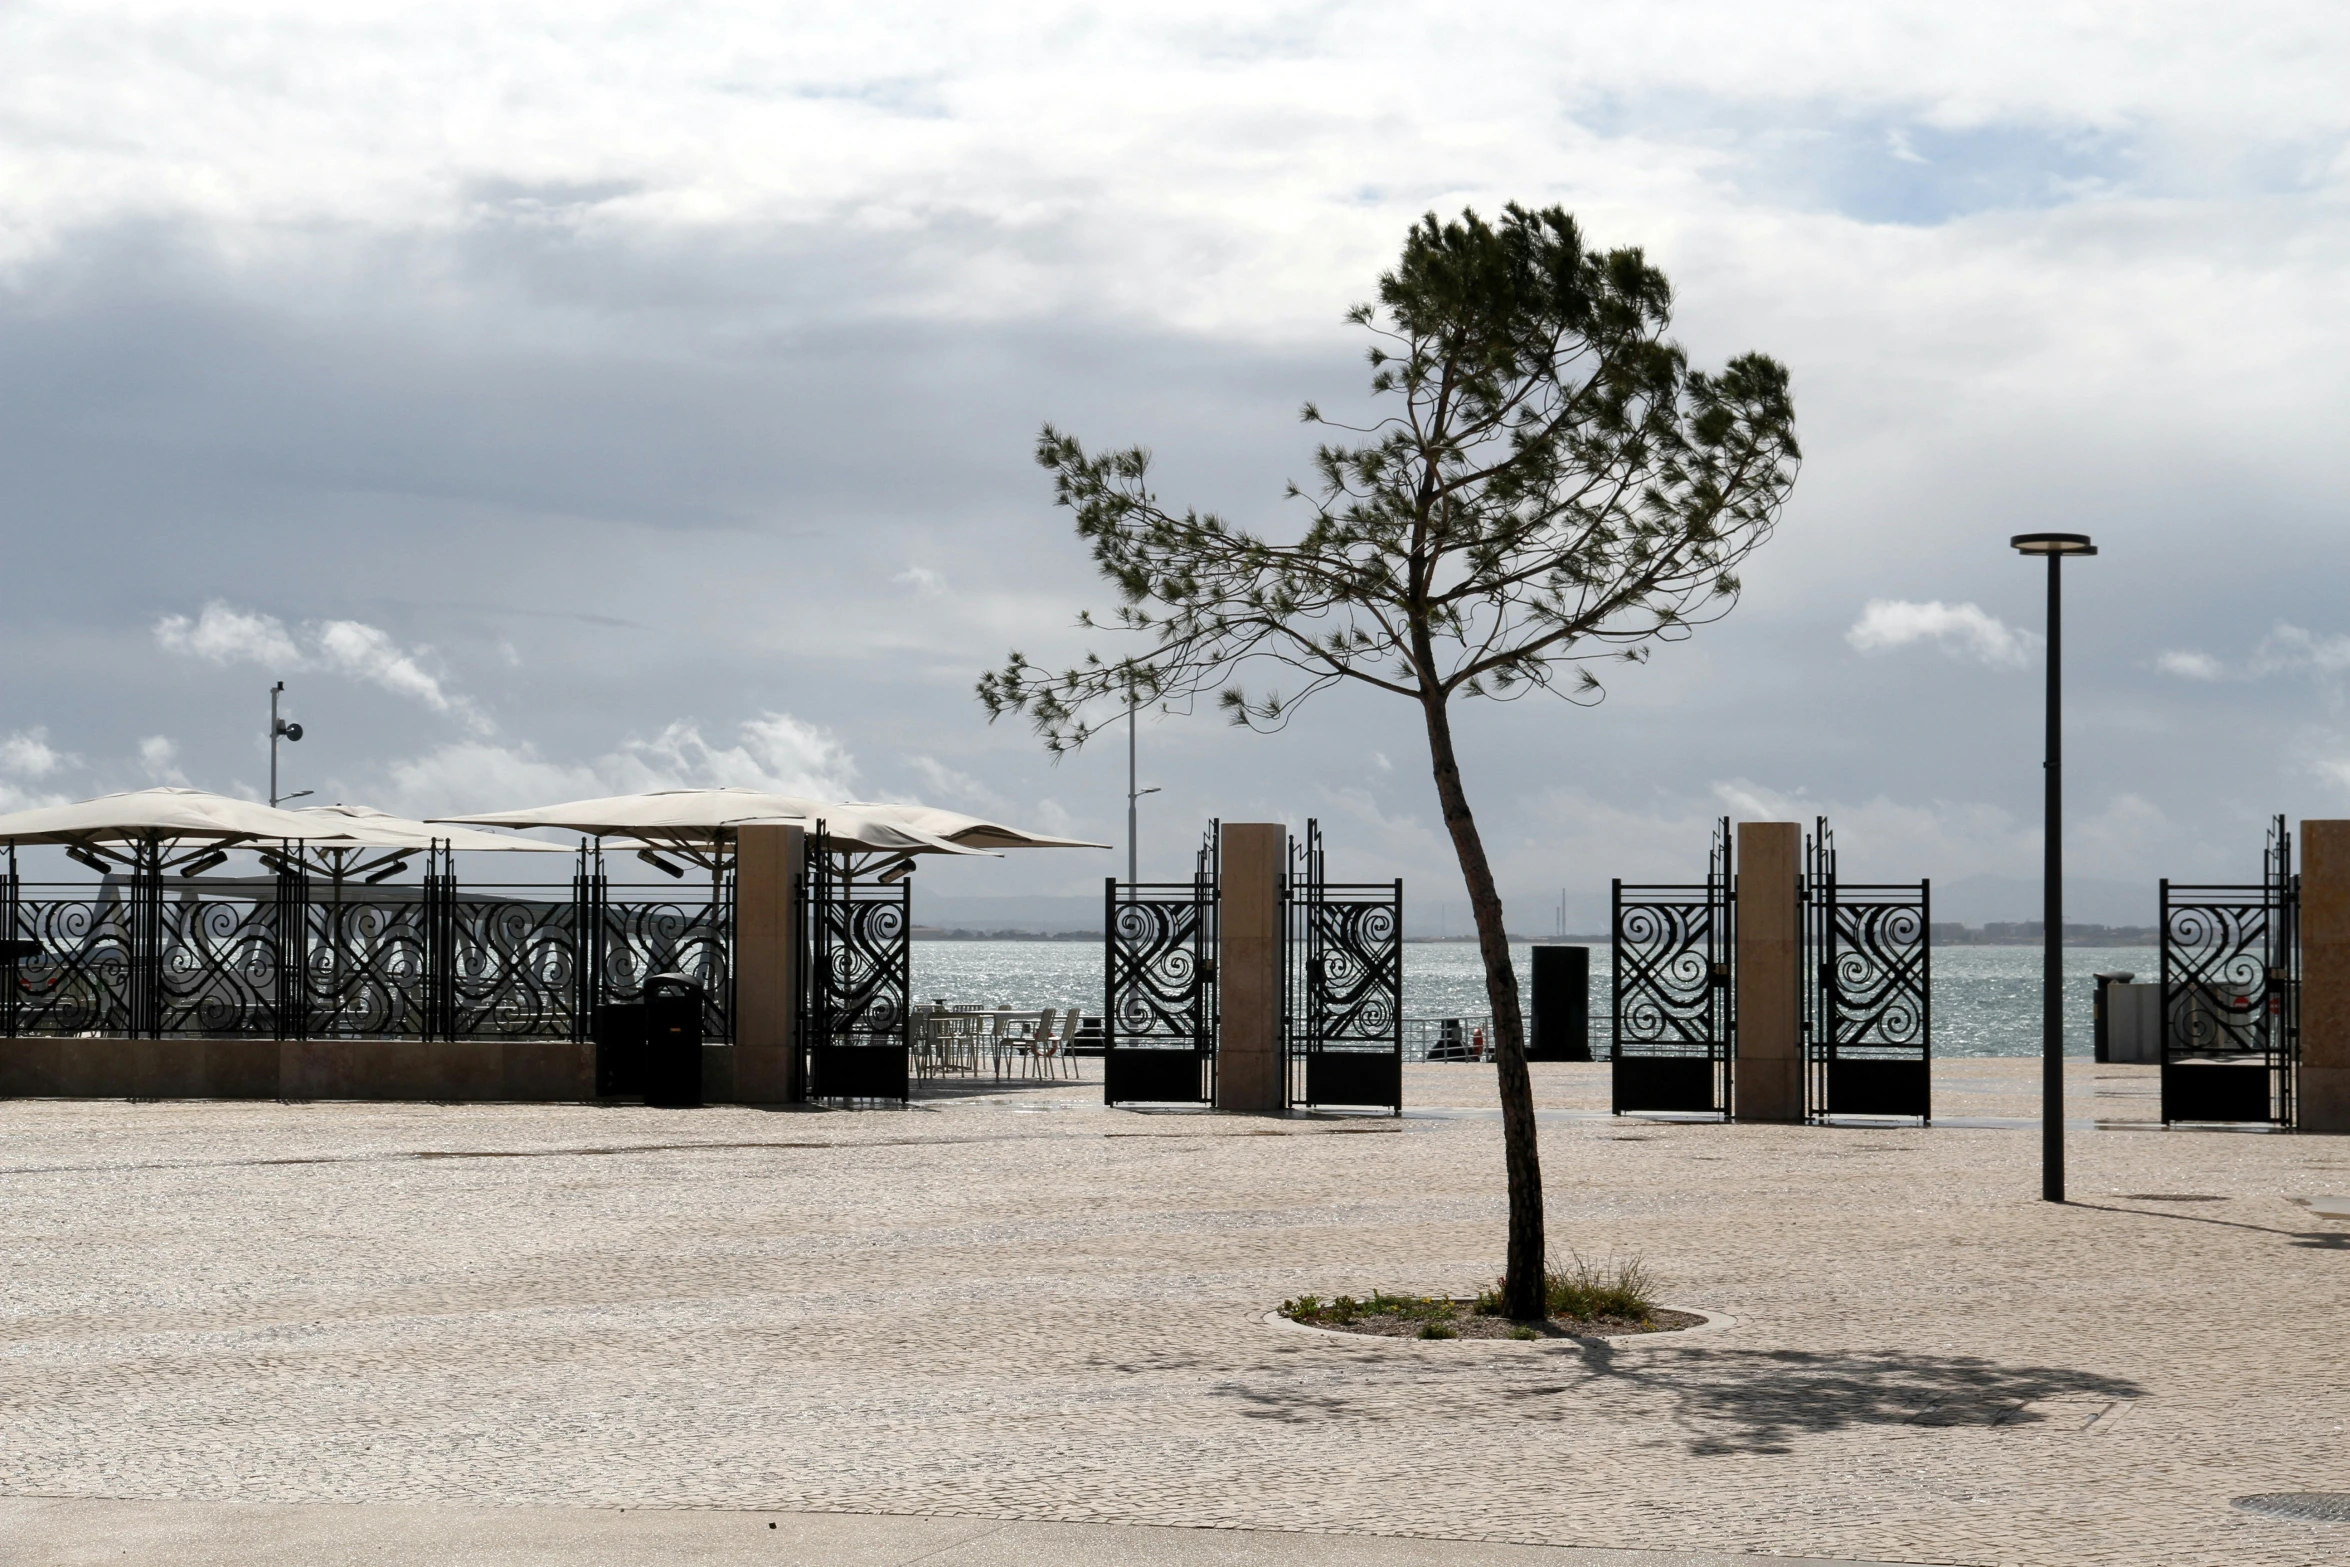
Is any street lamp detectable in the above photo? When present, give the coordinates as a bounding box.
[2011,531,2097,1203]
[269,681,310,809]
[1126,695,1159,888]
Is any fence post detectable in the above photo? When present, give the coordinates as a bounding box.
[732,823,802,1104]
[2301,819,2350,1132]
[1733,821,1803,1122]
[1216,823,1284,1112]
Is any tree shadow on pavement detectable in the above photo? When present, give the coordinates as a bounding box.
[1568,1344,2148,1456]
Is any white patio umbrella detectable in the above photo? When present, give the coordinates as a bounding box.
[433,788,1000,877]
[288,803,575,882]
[0,787,339,848]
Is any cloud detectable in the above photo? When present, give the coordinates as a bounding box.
[154,603,303,668]
[1845,599,2034,668]
[381,711,857,816]
[137,735,190,786]
[2254,623,2350,676]
[905,754,1001,810]
[2156,650,2224,680]
[0,728,70,778]
[894,566,948,597]
[154,601,483,728]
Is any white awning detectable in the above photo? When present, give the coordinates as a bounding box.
[292,804,573,854]
[432,788,994,857]
[435,787,1104,855]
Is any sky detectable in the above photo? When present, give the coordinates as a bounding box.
[3,2,2348,930]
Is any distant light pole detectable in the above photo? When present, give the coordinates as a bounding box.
[268,681,310,808]
[2011,532,2096,1203]
[1126,696,1159,887]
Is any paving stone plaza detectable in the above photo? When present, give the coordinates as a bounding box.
[4,1060,2347,1566]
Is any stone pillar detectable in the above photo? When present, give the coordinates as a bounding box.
[1216,823,1285,1113]
[731,824,802,1104]
[1733,821,1803,1123]
[2301,820,2350,1133]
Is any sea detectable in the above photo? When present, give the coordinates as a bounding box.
[912,940,2148,1058]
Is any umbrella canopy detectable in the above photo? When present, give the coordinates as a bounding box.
[293,804,573,854]
[432,788,993,857]
[0,787,352,848]
[836,801,1107,852]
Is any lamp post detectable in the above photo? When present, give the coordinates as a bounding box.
[268,681,310,809]
[2011,532,2096,1203]
[1126,696,1159,888]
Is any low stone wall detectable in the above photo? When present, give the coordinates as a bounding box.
[0,1037,745,1104]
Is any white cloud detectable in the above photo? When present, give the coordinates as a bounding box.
[381,711,857,816]
[153,601,483,728]
[2254,623,2350,676]
[1845,599,2034,668]
[905,754,1001,810]
[0,728,69,777]
[2157,650,2224,680]
[154,603,303,668]
[137,735,190,786]
[894,566,947,597]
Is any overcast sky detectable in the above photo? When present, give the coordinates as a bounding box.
[3,2,2347,927]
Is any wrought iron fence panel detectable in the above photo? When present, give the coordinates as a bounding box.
[1283,820,1401,1112]
[294,891,430,1037]
[599,890,734,1041]
[7,886,138,1036]
[1612,891,1728,1054]
[2160,816,2295,1125]
[156,890,292,1036]
[1608,818,1732,1117]
[444,894,587,1040]
[1108,890,1214,1043]
[1103,822,1218,1106]
[1803,819,1931,1121]
[1824,890,1930,1058]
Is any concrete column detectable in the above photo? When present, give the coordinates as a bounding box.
[731,824,803,1104]
[1216,823,1285,1113]
[2301,820,2350,1133]
[1733,821,1803,1123]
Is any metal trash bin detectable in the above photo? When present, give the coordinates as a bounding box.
[594,1002,648,1097]
[643,973,704,1109]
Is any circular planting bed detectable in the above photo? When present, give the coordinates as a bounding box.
[1272,1284,1719,1343]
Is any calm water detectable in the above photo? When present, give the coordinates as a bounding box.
[913,940,2146,1058]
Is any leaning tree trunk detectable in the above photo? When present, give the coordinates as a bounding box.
[1419,686,1546,1320]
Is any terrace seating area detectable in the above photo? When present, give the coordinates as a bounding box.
[913,1003,1091,1082]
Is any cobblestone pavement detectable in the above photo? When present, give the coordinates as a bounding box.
[3,1061,2346,1566]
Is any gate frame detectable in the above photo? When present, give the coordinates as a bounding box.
[1802,818,1932,1124]
[2159,815,2297,1127]
[1282,818,1403,1116]
[1103,822,1219,1106]
[1609,816,1734,1117]
[795,822,912,1106]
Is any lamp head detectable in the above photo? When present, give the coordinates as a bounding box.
[2010,532,2097,557]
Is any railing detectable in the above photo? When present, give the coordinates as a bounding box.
[1,849,733,1042]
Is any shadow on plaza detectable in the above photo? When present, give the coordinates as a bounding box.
[1567,1344,2149,1456]
[1207,1345,2147,1458]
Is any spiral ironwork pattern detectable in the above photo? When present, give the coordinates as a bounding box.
[2162,893,2273,1059]
[1612,891,1726,1057]
[1824,899,1928,1056]
[3,875,736,1042]
[1108,892,1212,1042]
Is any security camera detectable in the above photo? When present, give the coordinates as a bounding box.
[275,721,303,742]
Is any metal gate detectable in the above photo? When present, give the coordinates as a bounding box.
[1610,817,1734,1115]
[1803,819,1931,1122]
[1103,823,1218,1105]
[2160,815,2297,1126]
[798,823,911,1104]
[1283,820,1402,1114]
